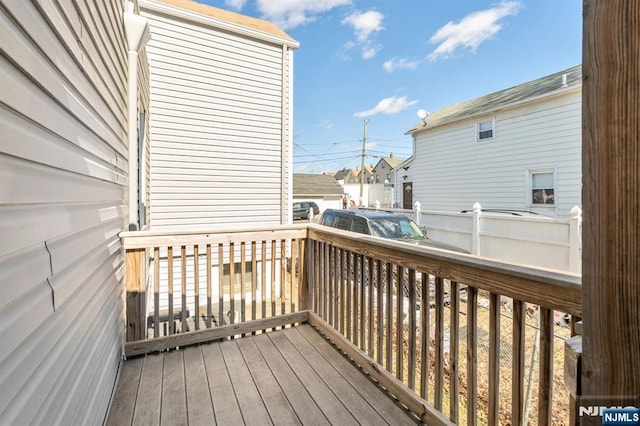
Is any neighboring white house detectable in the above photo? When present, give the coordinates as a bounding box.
[396,65,582,218]
[140,0,299,230]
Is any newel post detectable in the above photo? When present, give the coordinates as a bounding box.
[125,248,146,341]
[472,202,481,256]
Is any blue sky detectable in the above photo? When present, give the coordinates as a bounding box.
[204,0,582,174]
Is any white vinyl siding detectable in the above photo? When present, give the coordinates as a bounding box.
[402,92,581,217]
[142,6,293,229]
[0,1,144,424]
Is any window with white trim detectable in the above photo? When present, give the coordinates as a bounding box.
[528,169,555,205]
[477,119,494,141]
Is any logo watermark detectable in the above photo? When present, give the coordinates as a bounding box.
[578,396,639,424]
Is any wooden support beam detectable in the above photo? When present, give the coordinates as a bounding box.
[582,0,640,417]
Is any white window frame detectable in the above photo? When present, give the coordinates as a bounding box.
[526,168,557,207]
[476,118,495,141]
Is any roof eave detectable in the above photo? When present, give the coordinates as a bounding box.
[140,0,300,49]
[406,83,581,136]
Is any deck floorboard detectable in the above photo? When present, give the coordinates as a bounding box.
[107,324,420,425]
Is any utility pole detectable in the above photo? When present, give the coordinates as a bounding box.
[359,119,369,207]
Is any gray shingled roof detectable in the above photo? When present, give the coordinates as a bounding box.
[293,174,344,197]
[406,64,582,134]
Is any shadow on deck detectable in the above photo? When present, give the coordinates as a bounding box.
[106,324,421,425]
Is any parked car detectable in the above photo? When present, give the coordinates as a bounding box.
[293,201,320,220]
[319,209,469,253]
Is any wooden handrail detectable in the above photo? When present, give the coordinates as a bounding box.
[307,224,581,317]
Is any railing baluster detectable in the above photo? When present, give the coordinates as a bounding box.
[194,245,200,331]
[385,261,392,372]
[408,268,416,390]
[290,239,297,314]
[206,244,212,328]
[333,246,341,330]
[168,246,174,335]
[280,239,286,324]
[313,240,319,314]
[346,250,352,341]
[538,307,554,426]
[512,300,526,425]
[261,240,267,320]
[376,260,383,365]
[396,264,403,382]
[153,247,160,338]
[251,241,257,324]
[449,281,460,423]
[270,240,276,330]
[359,255,365,351]
[368,257,374,358]
[218,243,224,328]
[241,241,247,331]
[466,286,478,426]
[328,245,334,326]
[230,242,235,327]
[181,245,187,333]
[420,272,430,401]
[337,248,343,334]
[434,276,444,410]
[353,254,359,346]
[489,292,501,426]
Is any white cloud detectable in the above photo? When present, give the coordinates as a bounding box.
[428,1,521,61]
[341,10,384,59]
[341,10,384,42]
[256,0,351,30]
[383,57,421,73]
[224,0,247,10]
[354,96,418,118]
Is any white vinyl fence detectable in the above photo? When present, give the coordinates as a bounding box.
[377,202,582,273]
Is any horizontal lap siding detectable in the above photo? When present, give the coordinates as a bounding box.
[0,0,137,424]
[142,8,287,229]
[409,93,581,216]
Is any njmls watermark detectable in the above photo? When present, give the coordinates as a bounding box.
[578,396,640,424]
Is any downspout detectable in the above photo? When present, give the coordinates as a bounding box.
[282,44,293,224]
[124,2,151,230]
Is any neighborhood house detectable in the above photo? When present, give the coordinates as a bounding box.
[397,65,582,218]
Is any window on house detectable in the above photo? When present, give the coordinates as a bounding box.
[375,175,380,183]
[529,170,555,205]
[477,119,494,141]
[386,174,391,182]
[382,163,386,169]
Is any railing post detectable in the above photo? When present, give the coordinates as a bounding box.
[414,201,421,225]
[375,200,381,210]
[125,248,146,341]
[472,202,481,256]
[569,206,582,273]
[298,237,309,311]
[564,333,582,425]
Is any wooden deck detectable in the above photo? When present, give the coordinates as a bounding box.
[106,324,420,425]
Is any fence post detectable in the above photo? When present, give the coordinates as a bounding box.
[472,202,481,256]
[569,206,582,273]
[414,201,421,225]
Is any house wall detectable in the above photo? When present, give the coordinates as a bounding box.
[397,90,582,218]
[0,1,146,424]
[141,1,296,230]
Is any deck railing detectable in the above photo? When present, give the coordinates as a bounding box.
[120,224,581,425]
[305,224,581,426]
[121,225,309,356]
